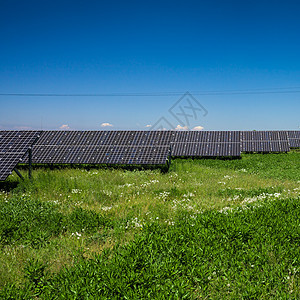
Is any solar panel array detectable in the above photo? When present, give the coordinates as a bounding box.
[170,131,241,157]
[29,131,172,165]
[1,130,299,180]
[169,130,300,157]
[286,131,300,148]
[0,131,41,181]
[240,131,290,152]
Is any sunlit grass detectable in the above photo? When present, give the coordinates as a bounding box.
[0,152,299,297]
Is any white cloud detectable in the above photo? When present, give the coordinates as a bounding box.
[193,126,204,131]
[101,122,113,127]
[145,124,152,128]
[59,124,70,130]
[175,125,189,131]
[14,126,33,130]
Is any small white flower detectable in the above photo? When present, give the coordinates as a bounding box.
[102,206,112,211]
[71,189,82,194]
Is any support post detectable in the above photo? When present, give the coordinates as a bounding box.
[167,145,172,168]
[28,147,32,179]
[14,168,24,180]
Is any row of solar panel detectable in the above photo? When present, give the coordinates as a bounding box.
[173,130,299,142]
[171,131,298,156]
[37,130,173,146]
[1,130,300,181]
[21,131,173,166]
[0,131,174,180]
[2,130,300,160]
[32,130,300,145]
[1,130,299,156]
[21,130,300,165]
[30,145,170,165]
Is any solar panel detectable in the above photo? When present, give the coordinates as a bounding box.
[286,130,300,139]
[288,139,300,148]
[171,131,240,143]
[240,131,290,152]
[170,131,241,157]
[286,131,300,148]
[0,153,23,180]
[0,131,41,181]
[35,130,172,146]
[29,131,172,165]
[30,145,170,165]
[171,142,240,157]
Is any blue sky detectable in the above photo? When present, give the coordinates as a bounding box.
[0,0,299,131]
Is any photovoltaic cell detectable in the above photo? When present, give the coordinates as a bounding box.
[0,131,41,181]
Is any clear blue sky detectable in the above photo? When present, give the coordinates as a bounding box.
[0,0,299,131]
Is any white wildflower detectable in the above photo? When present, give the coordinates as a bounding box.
[71,189,82,194]
[101,206,112,211]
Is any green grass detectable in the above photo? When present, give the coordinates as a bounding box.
[186,151,300,181]
[0,152,299,298]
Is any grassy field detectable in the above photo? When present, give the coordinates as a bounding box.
[0,152,299,298]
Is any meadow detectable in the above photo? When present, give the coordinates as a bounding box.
[0,152,299,299]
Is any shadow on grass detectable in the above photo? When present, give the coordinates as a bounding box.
[0,180,19,192]
[18,163,170,173]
